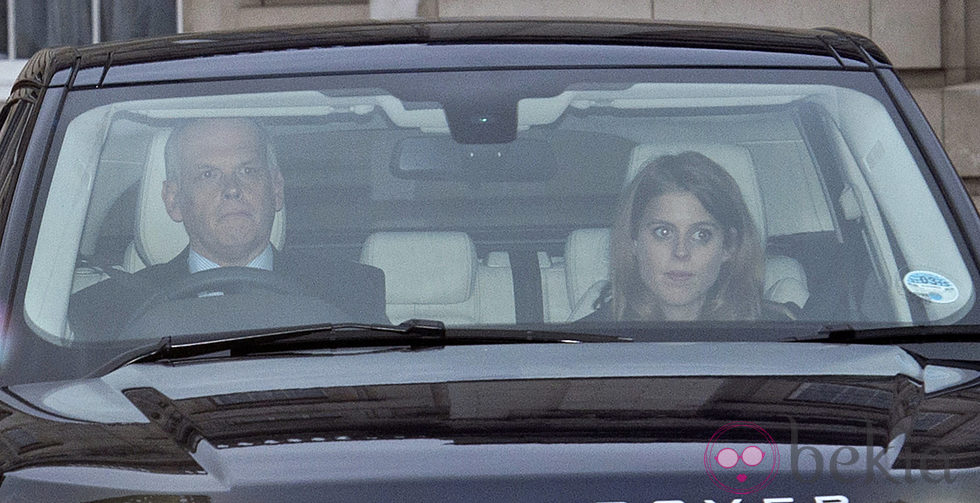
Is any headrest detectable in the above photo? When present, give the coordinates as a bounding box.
[360,231,476,304]
[564,228,610,307]
[764,255,810,308]
[134,130,285,266]
[627,143,767,240]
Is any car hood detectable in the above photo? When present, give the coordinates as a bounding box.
[1,342,978,501]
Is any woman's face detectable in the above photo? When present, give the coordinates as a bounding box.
[634,191,733,320]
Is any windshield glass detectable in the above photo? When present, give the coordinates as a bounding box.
[20,68,976,351]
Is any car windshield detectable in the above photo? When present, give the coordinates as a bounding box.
[20,67,977,352]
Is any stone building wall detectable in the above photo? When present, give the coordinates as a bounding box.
[180,0,980,202]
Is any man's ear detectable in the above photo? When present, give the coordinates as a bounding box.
[272,169,285,212]
[162,180,183,222]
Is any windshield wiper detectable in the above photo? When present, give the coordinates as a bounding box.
[92,319,630,377]
[786,324,980,344]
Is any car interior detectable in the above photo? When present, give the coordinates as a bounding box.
[19,79,976,345]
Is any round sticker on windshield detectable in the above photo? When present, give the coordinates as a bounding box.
[903,270,959,304]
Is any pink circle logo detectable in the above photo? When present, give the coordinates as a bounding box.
[704,422,779,494]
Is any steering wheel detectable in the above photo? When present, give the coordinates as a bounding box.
[121,267,325,338]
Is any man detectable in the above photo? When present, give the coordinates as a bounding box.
[69,118,387,338]
[162,117,286,270]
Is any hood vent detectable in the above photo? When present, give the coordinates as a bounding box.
[788,382,892,409]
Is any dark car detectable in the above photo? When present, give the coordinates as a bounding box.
[0,18,976,501]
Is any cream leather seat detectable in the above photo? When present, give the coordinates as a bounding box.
[564,143,809,320]
[360,231,516,325]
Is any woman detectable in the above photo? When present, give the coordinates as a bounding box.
[591,151,794,321]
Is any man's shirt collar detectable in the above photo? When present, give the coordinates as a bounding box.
[188,244,274,273]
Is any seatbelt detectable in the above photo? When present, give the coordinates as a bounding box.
[510,250,544,323]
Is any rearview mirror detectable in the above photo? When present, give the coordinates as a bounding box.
[393,136,557,182]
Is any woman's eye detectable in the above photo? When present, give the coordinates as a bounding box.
[692,228,713,242]
[239,166,267,180]
[199,169,215,180]
[652,226,672,239]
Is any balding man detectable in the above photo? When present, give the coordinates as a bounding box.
[69,118,387,338]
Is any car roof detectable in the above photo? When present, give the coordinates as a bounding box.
[10,19,889,99]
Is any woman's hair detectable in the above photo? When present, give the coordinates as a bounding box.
[608,151,763,320]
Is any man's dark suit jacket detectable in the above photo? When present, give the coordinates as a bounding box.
[68,247,387,339]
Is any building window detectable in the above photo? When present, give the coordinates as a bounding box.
[253,1,368,5]
[6,0,179,60]
[99,0,178,44]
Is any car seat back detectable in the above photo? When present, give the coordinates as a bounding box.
[360,231,516,324]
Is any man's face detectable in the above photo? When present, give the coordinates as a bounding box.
[162,119,284,266]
